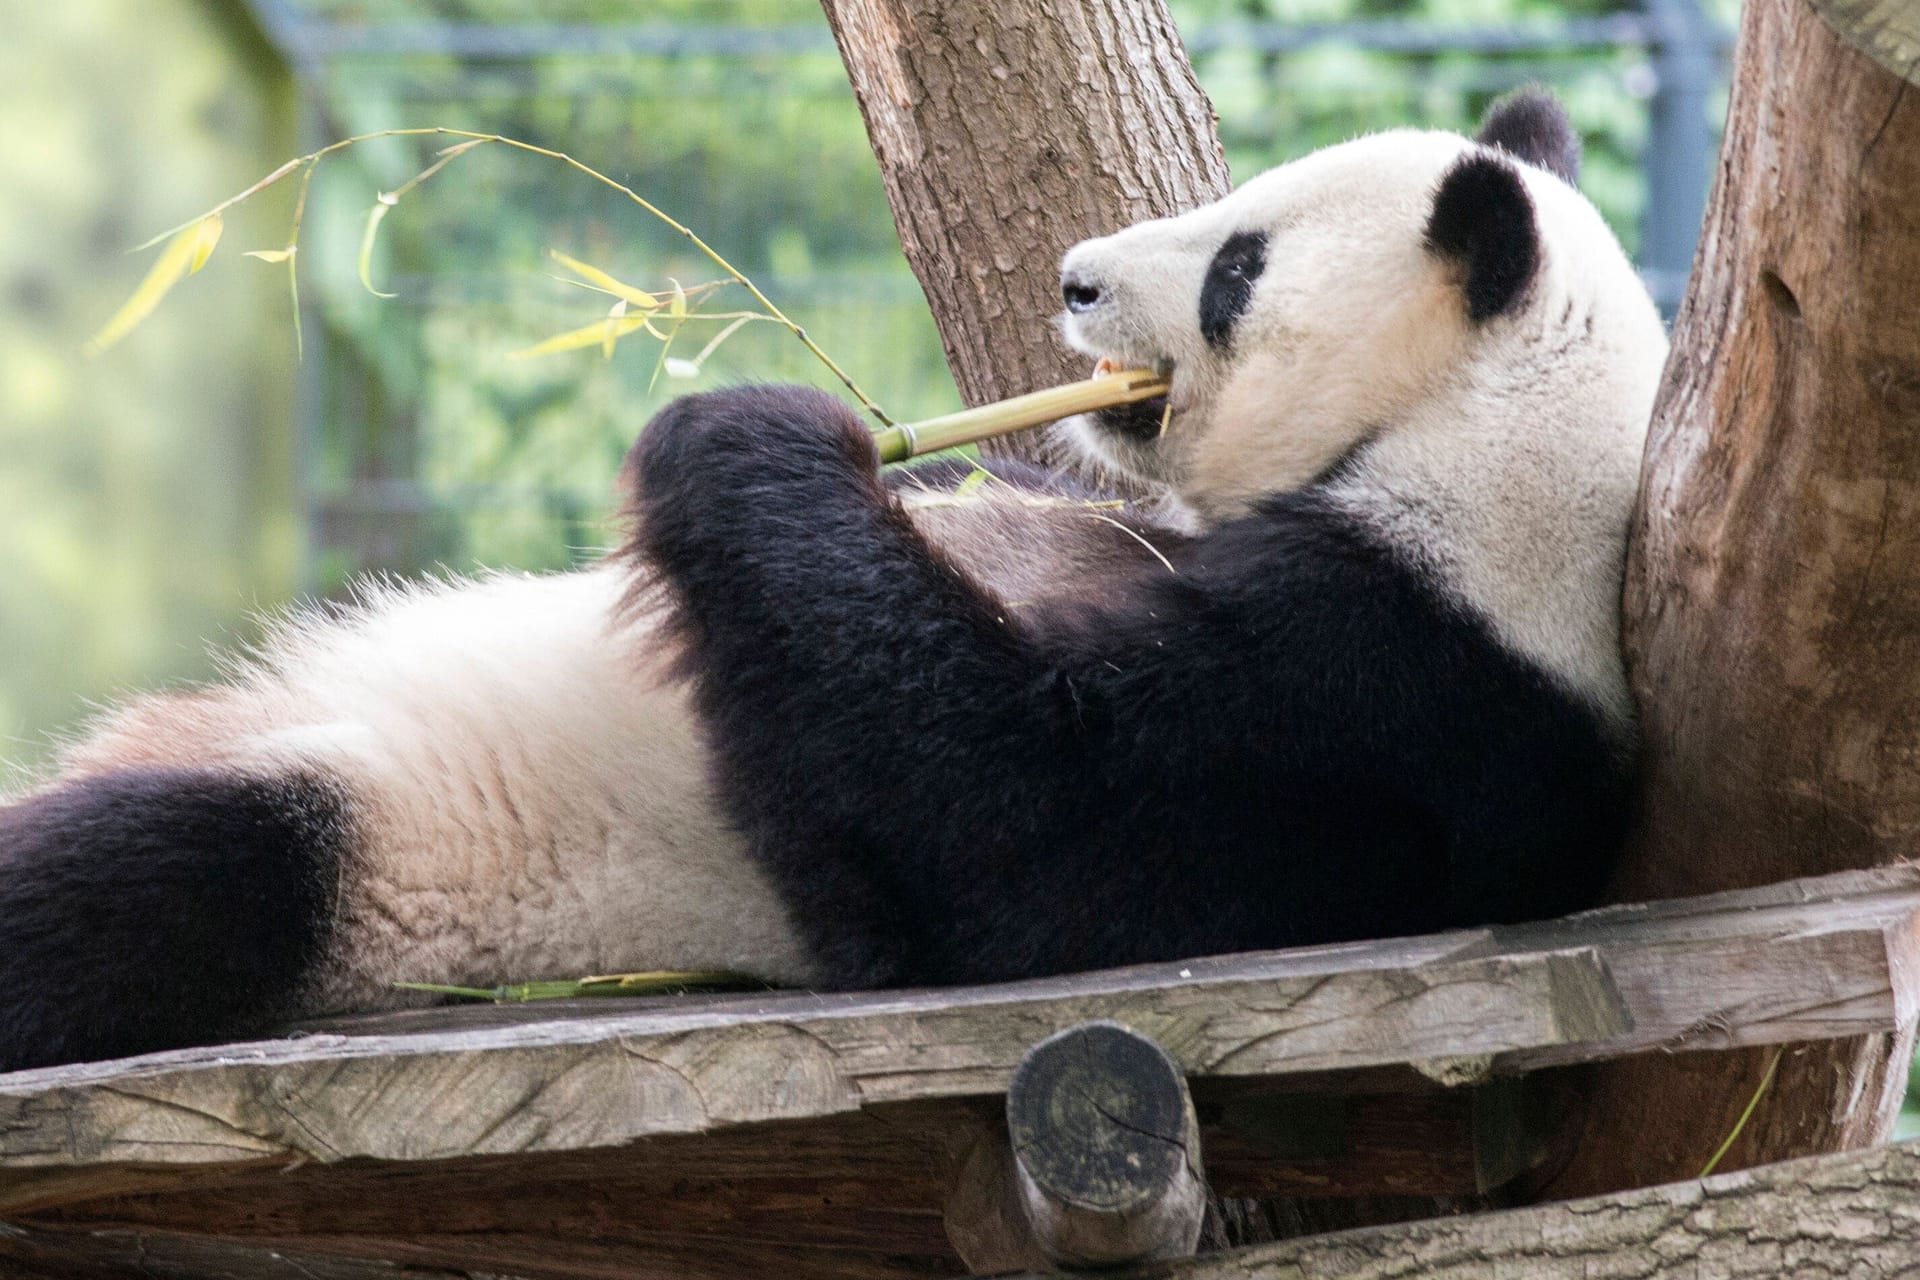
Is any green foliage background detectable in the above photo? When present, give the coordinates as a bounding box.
[0,0,300,787]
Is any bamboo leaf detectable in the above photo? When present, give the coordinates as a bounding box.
[84,217,219,356]
[952,466,991,499]
[246,243,304,356]
[394,970,757,1003]
[669,277,688,319]
[358,196,398,299]
[602,298,628,360]
[509,313,653,360]
[287,254,304,361]
[692,314,759,361]
[188,214,224,273]
[549,250,659,308]
[647,322,679,396]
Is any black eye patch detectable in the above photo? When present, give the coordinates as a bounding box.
[1199,230,1269,350]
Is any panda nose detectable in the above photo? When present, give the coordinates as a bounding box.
[1061,273,1103,314]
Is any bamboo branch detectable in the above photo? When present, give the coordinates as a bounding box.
[876,369,1168,464]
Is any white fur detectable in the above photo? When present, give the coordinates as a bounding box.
[1056,129,1669,728]
[55,567,826,1006]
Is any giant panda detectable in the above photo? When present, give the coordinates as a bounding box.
[0,91,1666,1071]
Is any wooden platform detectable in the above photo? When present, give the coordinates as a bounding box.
[2,866,1917,1279]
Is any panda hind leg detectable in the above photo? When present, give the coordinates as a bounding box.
[0,766,347,1072]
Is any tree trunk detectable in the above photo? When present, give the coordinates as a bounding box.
[1550,0,1920,1198]
[818,0,1229,461]
[1090,1140,1920,1280]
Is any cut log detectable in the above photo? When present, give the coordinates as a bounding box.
[1009,1023,1205,1266]
[1056,1138,1920,1280]
[946,1022,1204,1271]
[1563,0,1920,1196]
[818,0,1228,461]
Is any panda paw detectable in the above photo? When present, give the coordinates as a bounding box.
[624,385,882,569]
[626,384,877,505]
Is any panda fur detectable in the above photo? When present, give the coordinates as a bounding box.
[0,463,1183,1070]
[0,90,1666,1070]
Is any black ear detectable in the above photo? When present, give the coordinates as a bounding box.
[1425,154,1540,323]
[1475,87,1580,183]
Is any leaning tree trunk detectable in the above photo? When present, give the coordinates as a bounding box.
[819,0,1229,462]
[1549,0,1920,1198]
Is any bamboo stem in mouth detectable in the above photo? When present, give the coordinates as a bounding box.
[873,369,1169,465]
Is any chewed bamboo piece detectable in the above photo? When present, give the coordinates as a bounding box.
[874,368,1168,465]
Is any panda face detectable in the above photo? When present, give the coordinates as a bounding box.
[1054,119,1651,523]
[1055,131,1472,505]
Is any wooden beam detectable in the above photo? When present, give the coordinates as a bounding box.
[2,866,1914,1202]
[1068,1138,1920,1280]
[0,1220,476,1280]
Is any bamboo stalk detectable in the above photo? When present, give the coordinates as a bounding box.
[875,369,1168,465]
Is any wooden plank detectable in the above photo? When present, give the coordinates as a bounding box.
[1,866,1913,1193]
[0,1088,1565,1279]
[2,1217,944,1280]
[0,869,1911,1277]
[0,945,1610,1179]
[12,1106,963,1241]
[0,1221,483,1280]
[1082,1137,1920,1280]
[0,1085,1526,1255]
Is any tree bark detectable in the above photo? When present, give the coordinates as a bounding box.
[1081,1139,1920,1280]
[818,0,1229,461]
[1553,0,1920,1198]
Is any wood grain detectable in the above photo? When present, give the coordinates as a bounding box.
[1808,0,1920,82]
[0,1091,1562,1279]
[1568,0,1920,1197]
[1085,1139,1920,1280]
[0,1221,483,1280]
[997,1022,1205,1269]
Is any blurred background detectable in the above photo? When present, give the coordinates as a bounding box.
[6,0,1912,1129]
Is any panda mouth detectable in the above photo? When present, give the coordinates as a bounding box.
[1090,357,1174,443]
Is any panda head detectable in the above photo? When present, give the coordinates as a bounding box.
[1054,90,1666,523]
